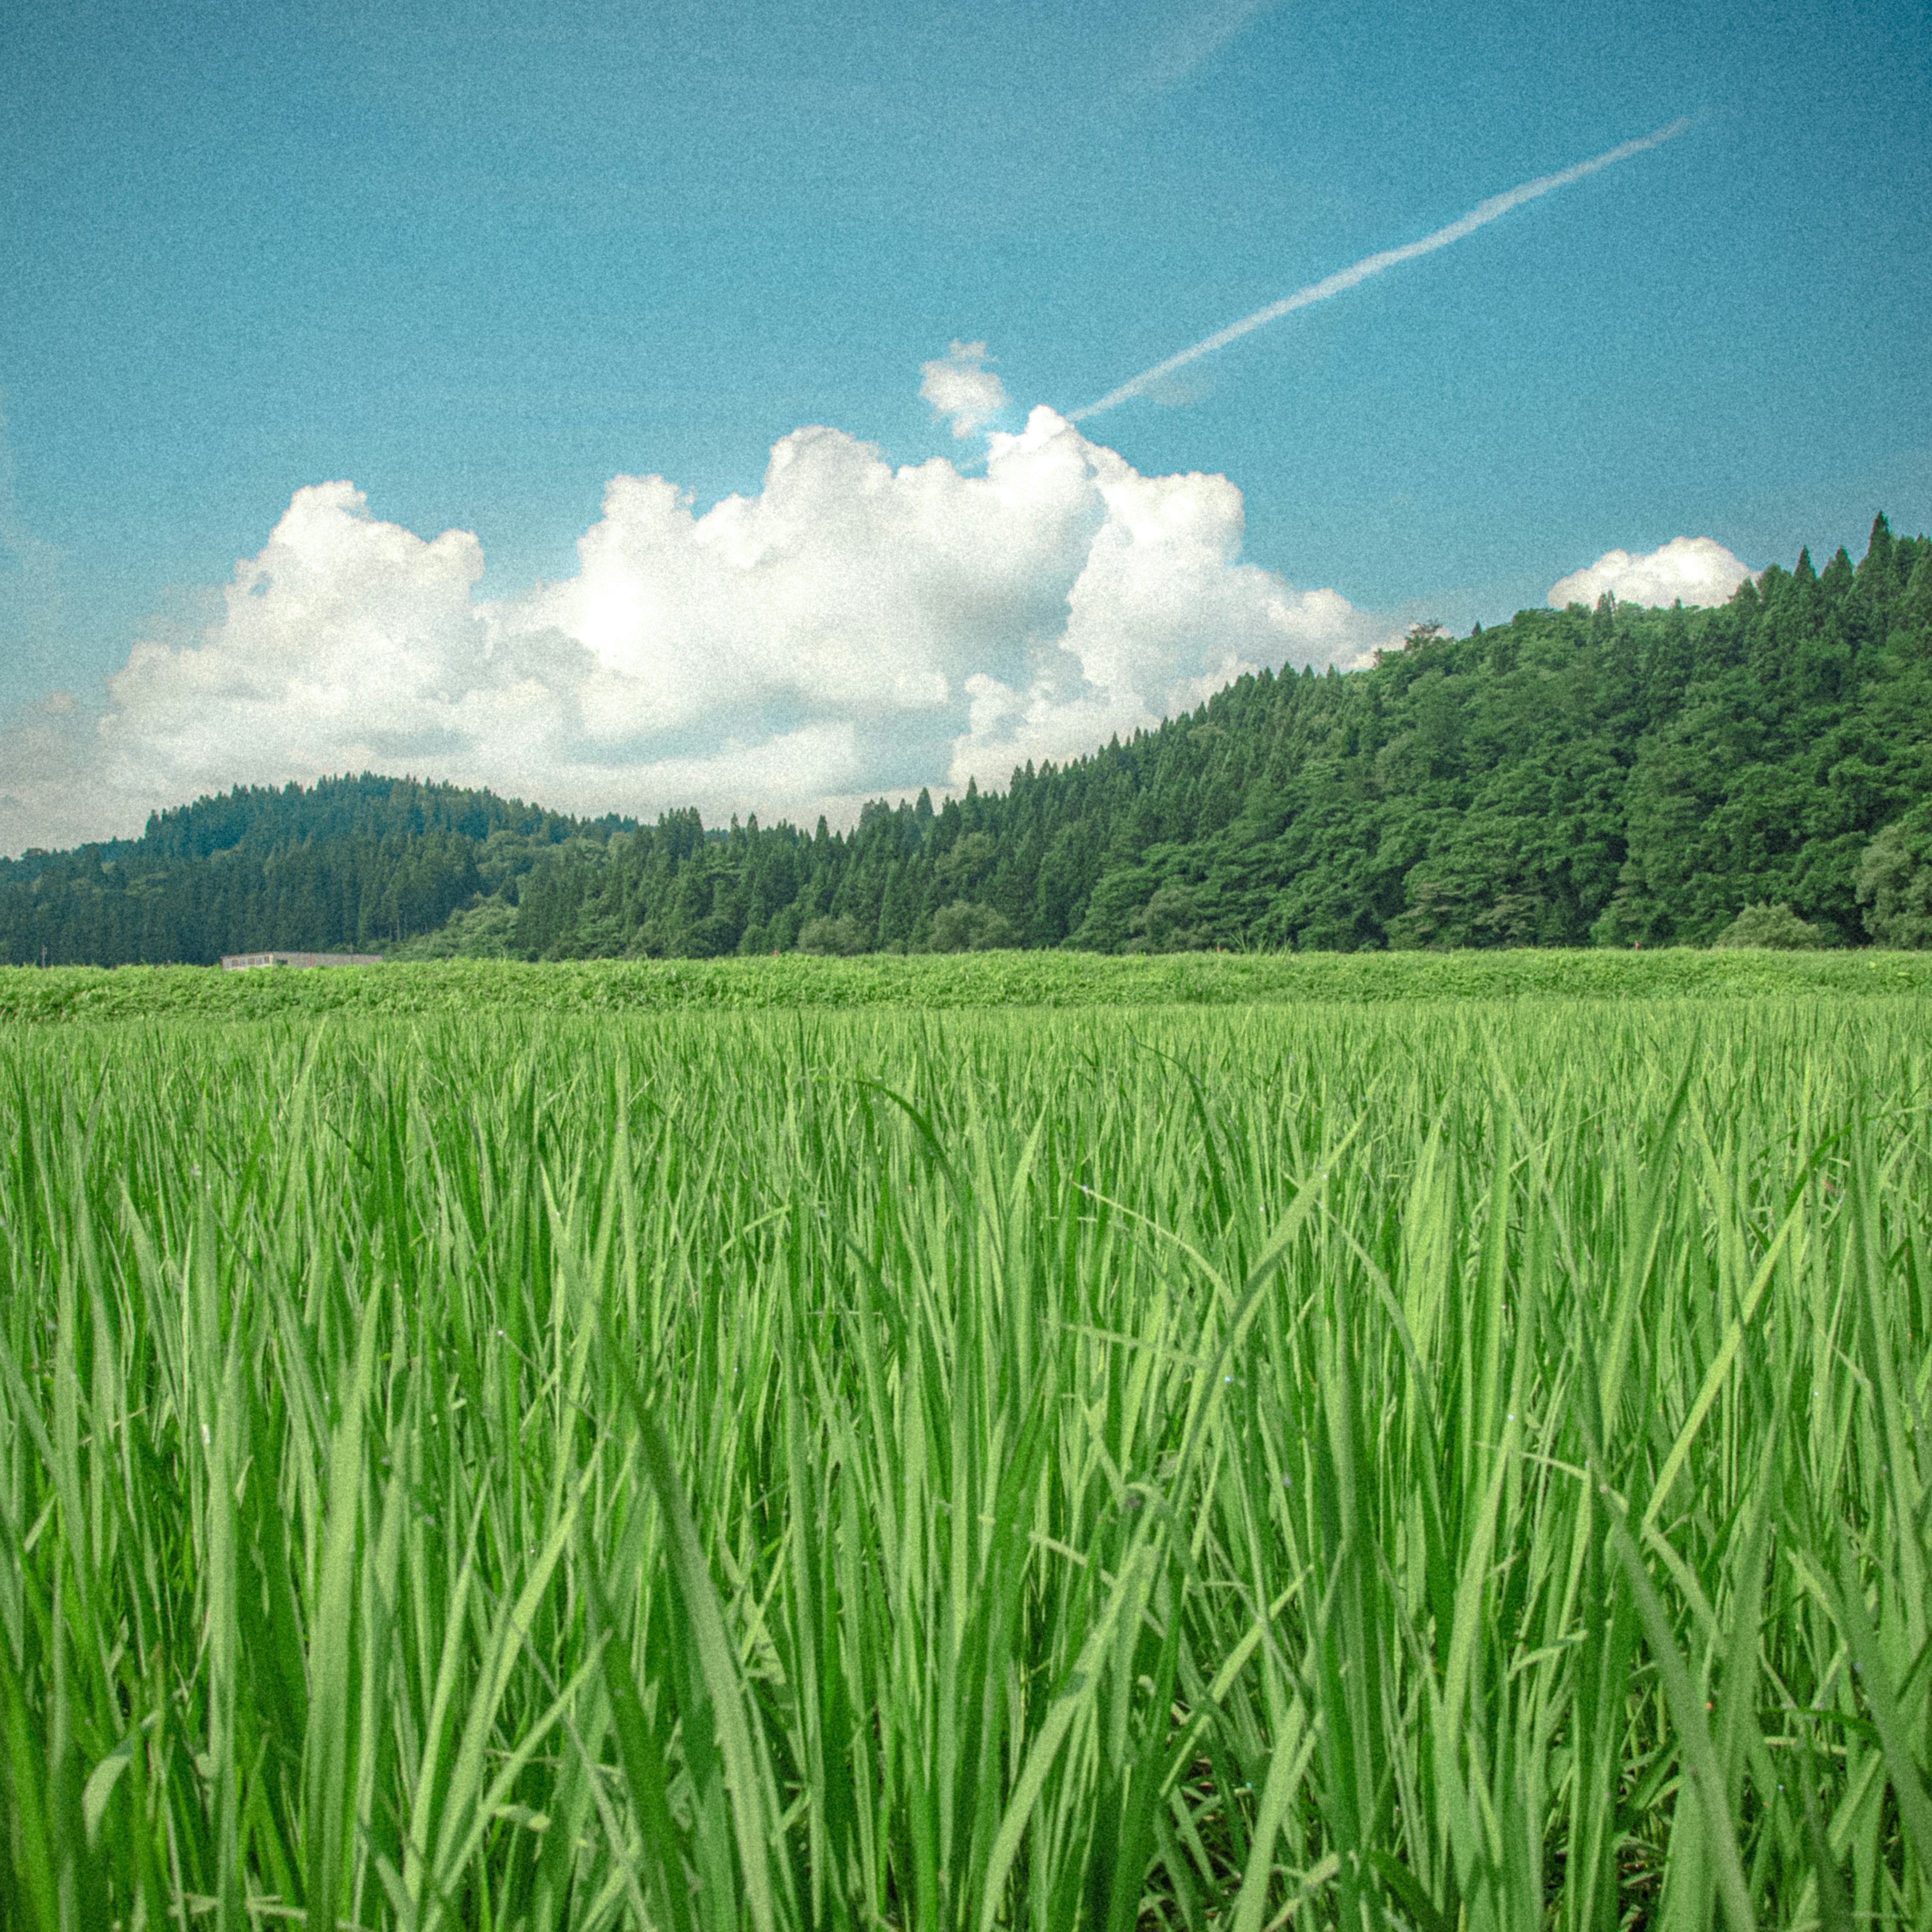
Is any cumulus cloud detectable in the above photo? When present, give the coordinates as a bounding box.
[946,428,1370,787]
[0,390,1384,855]
[1548,536,1754,609]
[919,341,1008,438]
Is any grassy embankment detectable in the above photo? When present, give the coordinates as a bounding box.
[4,943,1932,1022]
[2,996,1930,1927]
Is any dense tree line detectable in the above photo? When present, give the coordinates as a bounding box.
[6,518,1930,964]
[502,515,1932,956]
[0,776,626,965]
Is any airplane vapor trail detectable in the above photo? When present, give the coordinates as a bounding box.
[1068,117,1693,421]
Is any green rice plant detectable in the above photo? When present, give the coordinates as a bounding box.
[7,944,1932,1026]
[0,996,1928,1927]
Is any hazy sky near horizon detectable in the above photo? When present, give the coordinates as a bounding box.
[2,0,1928,848]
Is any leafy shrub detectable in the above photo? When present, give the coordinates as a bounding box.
[684,912,743,958]
[1858,807,1932,947]
[388,895,521,960]
[797,914,869,955]
[1712,902,1823,949]
[1124,884,1209,953]
[928,901,1016,952]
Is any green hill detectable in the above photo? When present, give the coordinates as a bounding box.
[0,774,630,966]
[502,514,1932,957]
[6,516,1931,964]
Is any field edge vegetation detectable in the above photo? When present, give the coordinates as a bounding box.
[6,944,1932,1023]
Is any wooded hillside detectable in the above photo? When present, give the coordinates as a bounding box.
[504,514,1932,956]
[0,776,627,966]
[6,516,1929,963]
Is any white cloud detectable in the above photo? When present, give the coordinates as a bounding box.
[946,427,1373,786]
[1547,536,1754,610]
[919,340,1008,438]
[1142,0,1281,89]
[0,387,1382,855]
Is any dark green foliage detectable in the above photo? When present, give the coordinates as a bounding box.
[1712,902,1824,948]
[374,513,1932,959]
[9,519,1932,964]
[796,913,868,955]
[1857,802,1932,947]
[1123,882,1210,952]
[928,901,1016,951]
[0,773,623,965]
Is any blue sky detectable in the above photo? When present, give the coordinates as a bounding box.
[2,0,1928,847]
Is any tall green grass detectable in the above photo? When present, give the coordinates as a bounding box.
[1,997,1928,1927]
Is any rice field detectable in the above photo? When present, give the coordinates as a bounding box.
[2,996,1929,1929]
[8,944,1932,1028]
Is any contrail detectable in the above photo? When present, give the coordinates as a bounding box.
[1069,117,1693,421]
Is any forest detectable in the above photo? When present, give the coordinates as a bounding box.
[5,515,1930,964]
[0,777,627,967]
